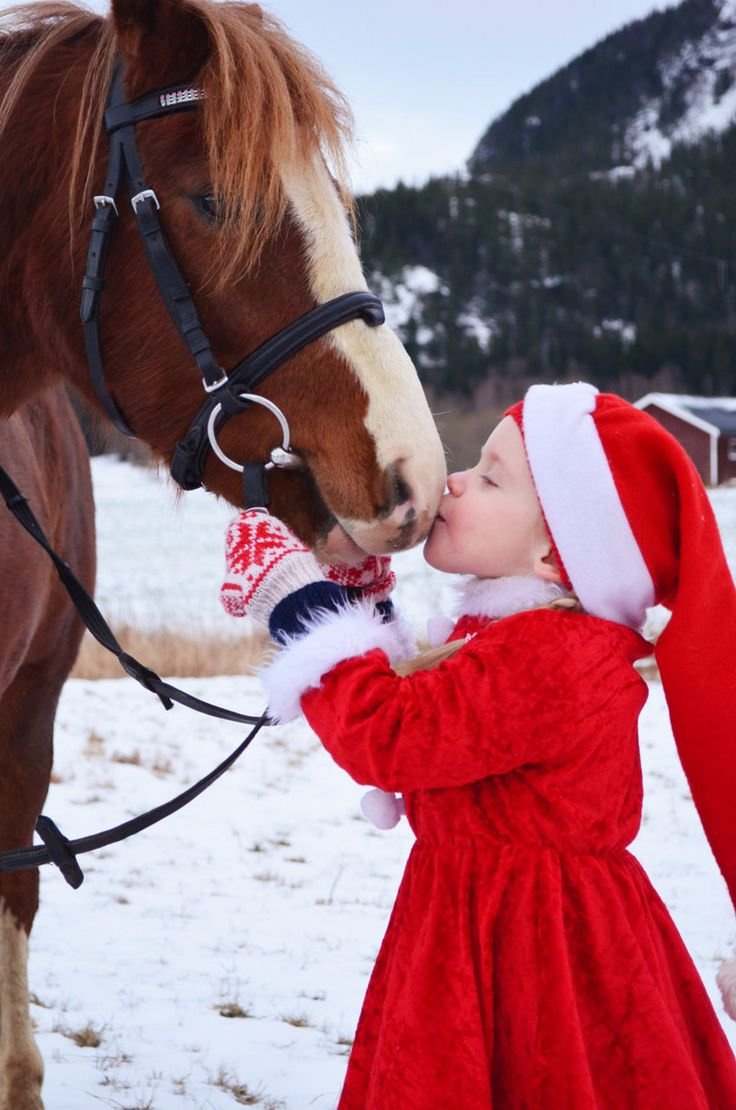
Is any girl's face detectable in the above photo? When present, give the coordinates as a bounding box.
[423,416,560,580]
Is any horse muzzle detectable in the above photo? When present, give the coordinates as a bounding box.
[323,500,434,562]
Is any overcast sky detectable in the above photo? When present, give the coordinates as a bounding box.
[265,0,669,192]
[2,0,671,190]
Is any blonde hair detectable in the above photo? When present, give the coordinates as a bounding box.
[393,594,582,677]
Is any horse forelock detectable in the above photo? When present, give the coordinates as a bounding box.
[1,1,354,284]
[192,0,354,284]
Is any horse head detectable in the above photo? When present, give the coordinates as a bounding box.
[4,0,446,560]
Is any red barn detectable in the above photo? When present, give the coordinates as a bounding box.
[634,393,736,487]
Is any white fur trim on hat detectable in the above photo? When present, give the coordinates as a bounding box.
[260,603,415,723]
[717,952,736,1021]
[522,382,655,629]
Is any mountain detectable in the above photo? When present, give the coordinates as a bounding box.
[358,0,736,417]
[470,0,736,175]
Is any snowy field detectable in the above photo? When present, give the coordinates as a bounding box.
[27,457,736,1109]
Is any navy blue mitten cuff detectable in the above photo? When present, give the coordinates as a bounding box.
[269,581,351,644]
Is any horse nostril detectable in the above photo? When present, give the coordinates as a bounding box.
[393,470,412,506]
[388,511,419,550]
[379,462,412,519]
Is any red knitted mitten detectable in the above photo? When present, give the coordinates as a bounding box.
[323,555,395,604]
[221,511,323,625]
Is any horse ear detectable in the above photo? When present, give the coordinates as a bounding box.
[111,0,210,92]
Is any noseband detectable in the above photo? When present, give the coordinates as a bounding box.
[81,64,385,507]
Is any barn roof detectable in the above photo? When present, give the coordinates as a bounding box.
[635,393,736,436]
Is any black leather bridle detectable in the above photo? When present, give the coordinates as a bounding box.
[0,63,389,887]
[81,63,385,507]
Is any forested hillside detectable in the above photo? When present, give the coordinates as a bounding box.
[357,0,736,406]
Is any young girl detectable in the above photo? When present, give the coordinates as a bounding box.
[221,381,736,1109]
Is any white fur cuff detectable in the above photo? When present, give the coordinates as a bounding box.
[260,602,414,722]
[717,952,736,1021]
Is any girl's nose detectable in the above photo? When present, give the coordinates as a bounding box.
[447,472,464,496]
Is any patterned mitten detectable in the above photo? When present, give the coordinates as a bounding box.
[323,555,396,605]
[221,511,323,626]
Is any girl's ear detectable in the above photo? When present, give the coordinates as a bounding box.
[533,545,563,583]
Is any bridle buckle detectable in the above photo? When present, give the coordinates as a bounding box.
[93,194,118,215]
[203,372,228,394]
[131,188,160,212]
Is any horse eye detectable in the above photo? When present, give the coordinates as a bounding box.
[193,193,225,224]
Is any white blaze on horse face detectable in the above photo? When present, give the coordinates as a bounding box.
[0,903,44,1109]
[280,157,446,553]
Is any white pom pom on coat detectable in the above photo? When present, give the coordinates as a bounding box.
[361,788,405,830]
[717,952,736,1021]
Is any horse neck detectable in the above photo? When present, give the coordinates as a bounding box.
[0,33,100,418]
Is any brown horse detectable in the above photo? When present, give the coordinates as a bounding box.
[0,389,94,1110]
[0,1,446,1105]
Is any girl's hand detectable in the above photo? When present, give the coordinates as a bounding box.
[220,511,323,626]
[322,555,396,605]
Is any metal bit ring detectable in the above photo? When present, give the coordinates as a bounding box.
[206,393,304,473]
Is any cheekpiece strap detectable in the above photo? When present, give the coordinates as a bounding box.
[82,62,214,437]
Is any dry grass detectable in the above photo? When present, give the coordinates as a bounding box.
[71,624,271,680]
[279,1012,313,1028]
[212,1066,284,1107]
[215,1001,253,1019]
[54,1020,105,1048]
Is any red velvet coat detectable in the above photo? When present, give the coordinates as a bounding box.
[267,601,736,1108]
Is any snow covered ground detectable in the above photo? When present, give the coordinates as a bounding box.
[28,457,736,1109]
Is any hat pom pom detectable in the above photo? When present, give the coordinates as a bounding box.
[361,788,404,829]
[717,951,736,1021]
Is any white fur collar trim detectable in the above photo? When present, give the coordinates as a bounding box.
[260,602,415,723]
[454,575,570,620]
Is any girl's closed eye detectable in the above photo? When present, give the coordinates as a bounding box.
[482,474,498,487]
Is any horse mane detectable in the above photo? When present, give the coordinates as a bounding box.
[0,1,354,284]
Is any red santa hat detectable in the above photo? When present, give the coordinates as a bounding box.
[507,382,736,1013]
